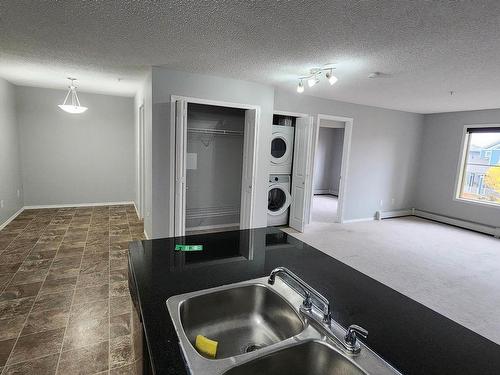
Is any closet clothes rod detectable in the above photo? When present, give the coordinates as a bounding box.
[187,128,244,136]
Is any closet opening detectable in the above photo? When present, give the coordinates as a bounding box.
[186,103,244,235]
[173,97,260,236]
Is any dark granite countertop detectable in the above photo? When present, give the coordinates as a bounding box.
[128,227,500,375]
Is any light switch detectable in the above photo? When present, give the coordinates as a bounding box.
[187,153,198,170]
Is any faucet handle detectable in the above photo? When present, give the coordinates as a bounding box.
[302,291,312,310]
[344,324,368,353]
[346,324,368,340]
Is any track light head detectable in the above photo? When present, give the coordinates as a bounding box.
[325,69,338,85]
[307,76,318,87]
[297,80,304,93]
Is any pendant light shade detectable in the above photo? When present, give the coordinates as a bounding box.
[58,78,88,114]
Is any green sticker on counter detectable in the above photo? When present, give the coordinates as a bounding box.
[175,244,203,252]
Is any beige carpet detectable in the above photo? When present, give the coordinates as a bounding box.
[283,216,500,344]
[311,195,338,223]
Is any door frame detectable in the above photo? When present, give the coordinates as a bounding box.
[308,114,353,224]
[138,104,145,219]
[170,95,261,236]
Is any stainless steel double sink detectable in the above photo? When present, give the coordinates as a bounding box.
[167,273,402,374]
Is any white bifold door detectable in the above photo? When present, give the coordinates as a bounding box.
[240,108,257,230]
[174,99,188,236]
[289,116,314,232]
[174,99,257,236]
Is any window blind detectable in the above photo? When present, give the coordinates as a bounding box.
[467,127,500,134]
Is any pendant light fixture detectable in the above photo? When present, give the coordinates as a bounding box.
[58,78,88,114]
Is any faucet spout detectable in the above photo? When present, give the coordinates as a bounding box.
[268,267,332,325]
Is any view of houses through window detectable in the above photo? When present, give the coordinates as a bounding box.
[459,129,500,205]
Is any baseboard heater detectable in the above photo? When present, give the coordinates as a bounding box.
[376,208,500,238]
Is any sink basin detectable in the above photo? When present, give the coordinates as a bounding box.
[223,341,366,375]
[178,284,304,359]
[167,276,402,375]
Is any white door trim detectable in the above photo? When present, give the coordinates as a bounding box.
[170,95,261,236]
[309,114,353,224]
[138,104,145,219]
[273,110,310,118]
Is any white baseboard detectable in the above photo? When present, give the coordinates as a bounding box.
[343,208,499,238]
[413,209,498,237]
[375,208,414,220]
[132,201,142,220]
[342,217,375,224]
[0,206,25,231]
[313,189,330,195]
[186,222,240,232]
[313,189,338,196]
[23,201,135,210]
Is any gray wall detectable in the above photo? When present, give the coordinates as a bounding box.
[16,86,135,206]
[151,67,274,238]
[0,78,23,225]
[416,110,500,227]
[275,90,424,221]
[313,127,344,194]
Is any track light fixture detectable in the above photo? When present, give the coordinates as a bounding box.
[296,65,338,94]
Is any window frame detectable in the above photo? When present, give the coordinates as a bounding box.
[454,123,500,208]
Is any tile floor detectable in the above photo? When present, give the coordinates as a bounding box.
[0,205,144,374]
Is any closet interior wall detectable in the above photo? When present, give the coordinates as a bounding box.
[186,103,245,231]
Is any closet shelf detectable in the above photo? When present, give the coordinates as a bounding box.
[187,128,244,136]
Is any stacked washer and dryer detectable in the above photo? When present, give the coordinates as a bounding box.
[267,123,295,226]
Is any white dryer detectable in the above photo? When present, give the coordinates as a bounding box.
[267,175,292,227]
[269,125,295,174]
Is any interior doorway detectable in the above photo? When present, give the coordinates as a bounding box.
[308,114,353,224]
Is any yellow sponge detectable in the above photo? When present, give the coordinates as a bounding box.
[195,334,218,358]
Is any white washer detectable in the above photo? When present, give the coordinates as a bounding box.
[267,175,292,226]
[270,125,295,174]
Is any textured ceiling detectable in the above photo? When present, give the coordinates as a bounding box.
[1,1,500,112]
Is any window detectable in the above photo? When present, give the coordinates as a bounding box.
[457,127,500,206]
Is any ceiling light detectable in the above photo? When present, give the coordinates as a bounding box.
[297,80,304,93]
[58,78,88,114]
[295,65,338,93]
[307,76,318,87]
[325,69,338,85]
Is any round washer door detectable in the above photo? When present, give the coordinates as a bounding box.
[270,133,291,165]
[268,184,292,216]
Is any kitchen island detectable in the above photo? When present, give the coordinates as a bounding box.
[128,227,500,374]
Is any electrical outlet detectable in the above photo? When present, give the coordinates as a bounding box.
[17,189,20,198]
[0,200,4,208]
[391,198,395,205]
[379,199,383,207]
